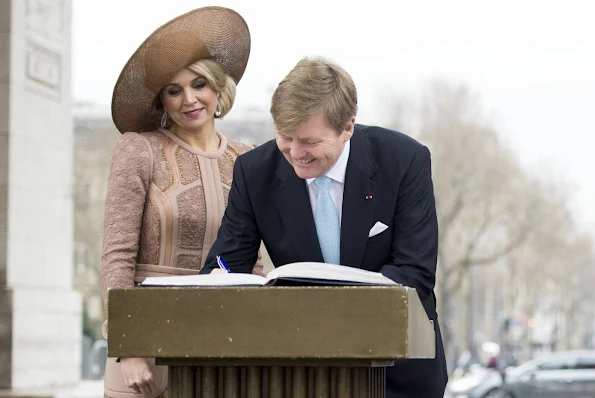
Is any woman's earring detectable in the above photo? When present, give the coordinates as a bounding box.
[215,103,222,117]
[160,112,168,128]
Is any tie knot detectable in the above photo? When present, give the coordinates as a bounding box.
[314,176,332,192]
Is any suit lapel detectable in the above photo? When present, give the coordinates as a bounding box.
[274,158,324,263]
[340,126,380,268]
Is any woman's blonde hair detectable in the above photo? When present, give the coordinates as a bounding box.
[187,59,236,118]
[270,57,358,134]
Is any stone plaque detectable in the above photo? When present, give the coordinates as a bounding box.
[25,41,61,99]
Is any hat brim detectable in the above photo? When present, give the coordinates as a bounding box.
[111,7,250,133]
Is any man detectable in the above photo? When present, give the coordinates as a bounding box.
[201,57,447,397]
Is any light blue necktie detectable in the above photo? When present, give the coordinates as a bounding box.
[313,176,341,265]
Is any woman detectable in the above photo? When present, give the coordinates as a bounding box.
[102,7,262,397]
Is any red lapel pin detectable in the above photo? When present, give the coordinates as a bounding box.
[365,195,373,200]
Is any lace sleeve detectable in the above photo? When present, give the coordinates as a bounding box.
[252,248,265,276]
[101,132,152,321]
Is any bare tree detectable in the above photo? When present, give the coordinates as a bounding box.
[379,80,587,364]
[73,117,120,338]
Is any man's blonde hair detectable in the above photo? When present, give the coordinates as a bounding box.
[270,57,358,134]
[187,59,236,118]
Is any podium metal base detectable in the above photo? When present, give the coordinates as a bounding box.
[168,364,387,398]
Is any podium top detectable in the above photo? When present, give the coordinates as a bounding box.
[107,286,434,361]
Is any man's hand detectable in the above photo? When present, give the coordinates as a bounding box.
[209,268,228,274]
[120,357,159,397]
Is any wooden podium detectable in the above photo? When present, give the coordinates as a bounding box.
[108,286,434,397]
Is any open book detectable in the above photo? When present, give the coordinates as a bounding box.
[140,262,398,287]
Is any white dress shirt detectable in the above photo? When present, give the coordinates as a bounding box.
[306,140,350,223]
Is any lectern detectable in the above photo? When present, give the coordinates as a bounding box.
[108,286,434,397]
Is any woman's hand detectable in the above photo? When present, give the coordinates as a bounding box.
[120,357,159,397]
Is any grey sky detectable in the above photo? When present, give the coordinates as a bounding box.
[72,0,595,236]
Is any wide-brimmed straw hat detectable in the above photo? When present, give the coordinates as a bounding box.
[111,6,250,134]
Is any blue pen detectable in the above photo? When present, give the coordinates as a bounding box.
[216,255,231,273]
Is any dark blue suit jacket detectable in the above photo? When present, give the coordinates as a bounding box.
[202,124,448,397]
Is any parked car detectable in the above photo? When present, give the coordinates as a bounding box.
[501,350,595,397]
[444,346,505,398]
[444,364,504,398]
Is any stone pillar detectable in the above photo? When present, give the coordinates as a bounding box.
[0,0,81,390]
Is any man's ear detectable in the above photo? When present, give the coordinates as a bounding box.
[343,116,356,141]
